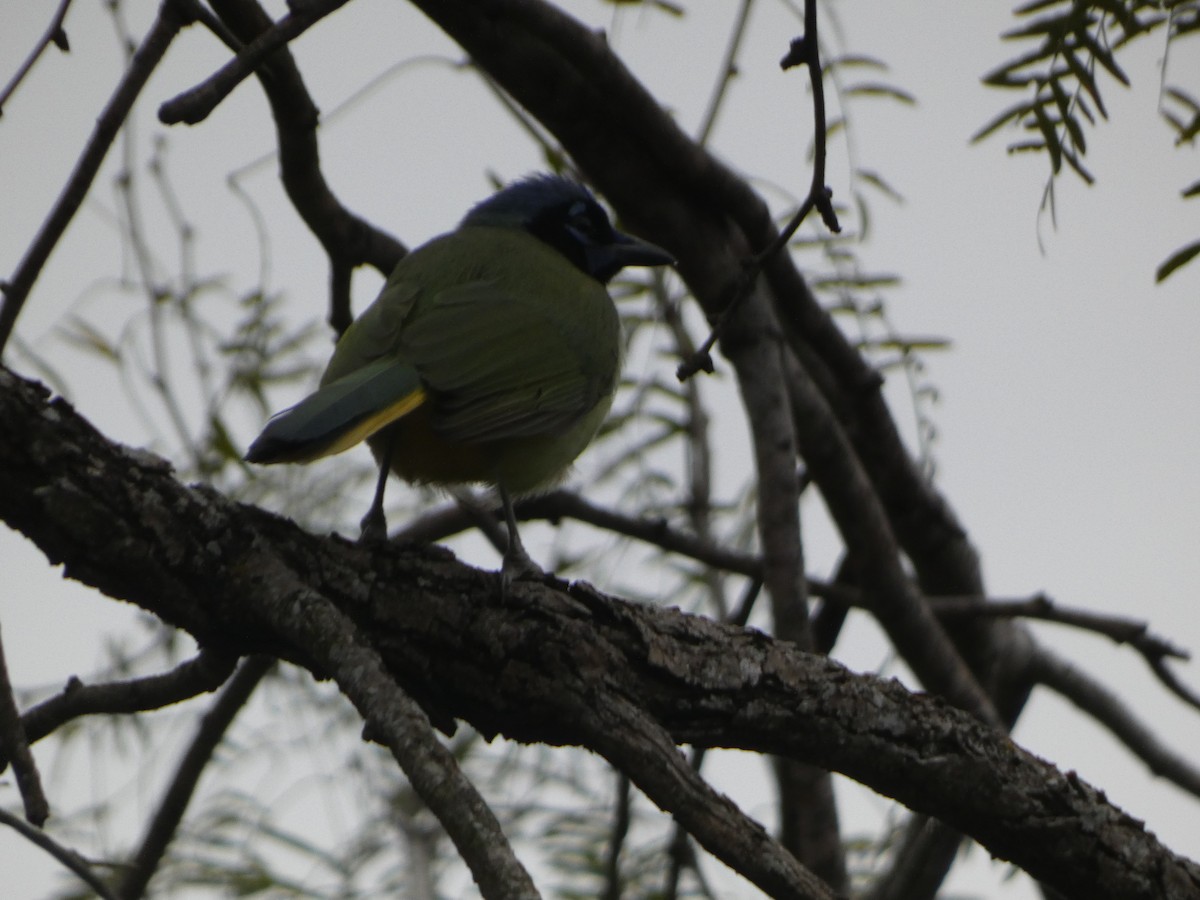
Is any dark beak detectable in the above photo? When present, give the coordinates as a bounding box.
[588,231,675,283]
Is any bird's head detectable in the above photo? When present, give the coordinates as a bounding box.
[461,174,673,283]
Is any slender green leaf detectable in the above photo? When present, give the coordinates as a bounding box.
[1064,46,1107,117]
[1032,100,1063,171]
[1156,240,1200,281]
[843,82,917,104]
[1014,0,1069,15]
[1002,11,1074,41]
[823,54,888,74]
[856,168,905,203]
[1080,30,1130,85]
[972,101,1034,142]
[1008,140,1051,154]
[1060,145,1096,183]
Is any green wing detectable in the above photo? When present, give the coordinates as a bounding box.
[399,280,615,443]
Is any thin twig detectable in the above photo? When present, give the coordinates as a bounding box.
[117,655,273,900]
[602,772,630,900]
[520,491,766,582]
[4,650,238,770]
[0,0,195,357]
[695,0,755,147]
[0,622,48,825]
[0,806,120,900]
[194,0,405,332]
[931,592,1198,710]
[0,0,74,115]
[930,593,1188,659]
[158,0,352,125]
[395,489,765,578]
[1147,655,1200,713]
[1026,648,1200,799]
[677,1,841,381]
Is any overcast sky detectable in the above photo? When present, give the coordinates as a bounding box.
[2,2,1199,897]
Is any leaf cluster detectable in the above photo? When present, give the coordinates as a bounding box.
[977,0,1200,280]
[974,0,1170,183]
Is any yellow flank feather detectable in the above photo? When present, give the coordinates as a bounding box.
[317,387,427,459]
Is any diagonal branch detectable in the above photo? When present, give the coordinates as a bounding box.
[4,649,238,769]
[0,621,48,825]
[179,0,406,333]
[117,655,274,900]
[240,552,540,899]
[0,806,119,900]
[0,0,196,357]
[1026,647,1200,799]
[0,0,75,115]
[158,0,352,125]
[581,688,835,900]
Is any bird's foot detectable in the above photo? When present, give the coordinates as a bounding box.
[498,544,548,599]
[358,506,389,544]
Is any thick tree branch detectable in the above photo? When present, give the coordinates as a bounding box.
[3,368,1199,899]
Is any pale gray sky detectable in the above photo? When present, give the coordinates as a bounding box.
[2,2,1198,897]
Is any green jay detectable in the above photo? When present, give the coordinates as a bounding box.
[246,174,673,576]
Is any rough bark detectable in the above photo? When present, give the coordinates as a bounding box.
[3,367,1199,900]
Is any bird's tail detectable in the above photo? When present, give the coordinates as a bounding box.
[245,358,426,464]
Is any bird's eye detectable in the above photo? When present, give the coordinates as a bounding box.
[565,201,610,243]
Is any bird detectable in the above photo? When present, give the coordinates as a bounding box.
[245,174,673,578]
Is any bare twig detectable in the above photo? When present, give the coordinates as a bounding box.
[0,622,48,825]
[117,655,273,900]
[4,650,237,770]
[0,806,120,900]
[695,0,755,147]
[194,0,405,333]
[677,0,841,381]
[602,772,631,900]
[931,592,1198,710]
[0,0,195,357]
[0,0,74,115]
[931,593,1188,659]
[1026,648,1200,799]
[158,0,352,125]
[395,489,765,578]
[1148,655,1200,713]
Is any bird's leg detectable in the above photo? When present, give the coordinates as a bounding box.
[499,484,544,585]
[359,432,397,543]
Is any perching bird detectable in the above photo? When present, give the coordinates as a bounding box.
[245,174,673,577]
